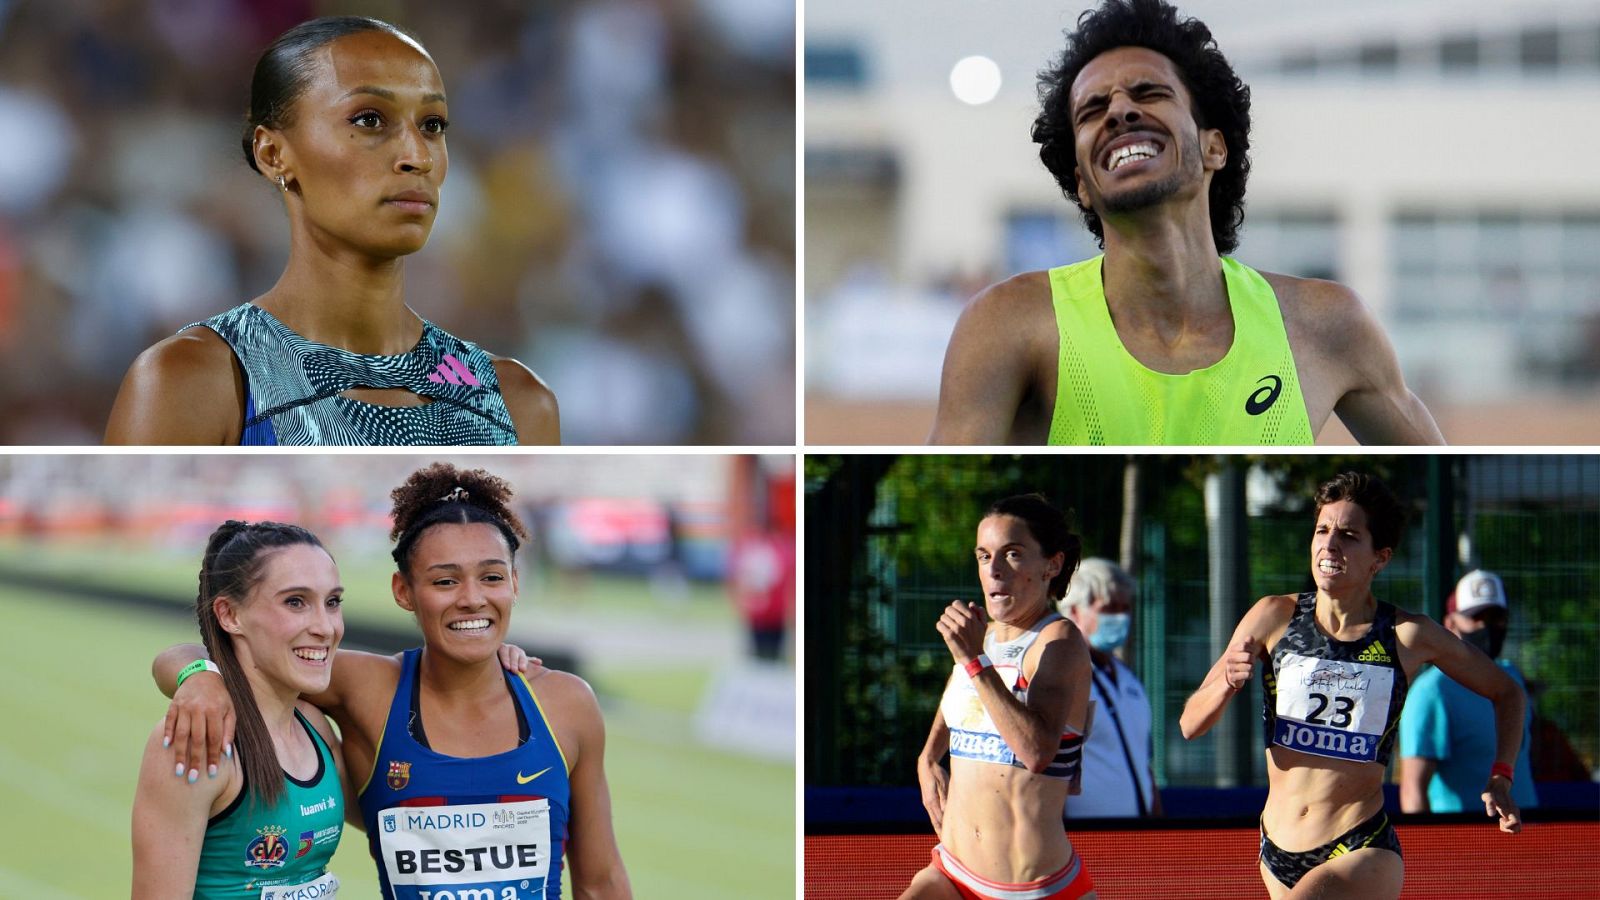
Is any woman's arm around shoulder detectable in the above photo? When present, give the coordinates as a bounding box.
[526,669,631,899]
[316,649,402,721]
[1180,594,1297,739]
[106,329,244,444]
[131,720,233,899]
[492,357,560,445]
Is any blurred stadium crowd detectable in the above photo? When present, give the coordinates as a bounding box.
[0,0,795,444]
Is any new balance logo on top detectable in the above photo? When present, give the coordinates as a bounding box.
[427,354,482,387]
[1356,640,1390,663]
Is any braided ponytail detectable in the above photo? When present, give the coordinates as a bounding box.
[195,520,328,808]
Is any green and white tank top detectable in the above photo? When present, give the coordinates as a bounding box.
[1047,255,1314,445]
[193,709,344,899]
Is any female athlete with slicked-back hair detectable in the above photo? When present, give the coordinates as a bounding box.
[107,17,557,445]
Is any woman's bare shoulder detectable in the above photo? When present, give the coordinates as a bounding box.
[105,328,244,444]
[491,356,560,444]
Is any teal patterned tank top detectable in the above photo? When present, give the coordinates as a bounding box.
[184,303,518,445]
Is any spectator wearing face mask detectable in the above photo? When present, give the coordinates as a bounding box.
[1399,570,1540,814]
[1058,558,1162,819]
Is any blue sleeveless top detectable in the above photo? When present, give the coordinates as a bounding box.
[185,303,518,445]
[359,648,571,900]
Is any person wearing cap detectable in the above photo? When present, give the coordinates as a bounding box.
[1399,570,1539,814]
[1058,558,1162,819]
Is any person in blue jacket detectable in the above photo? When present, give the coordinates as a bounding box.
[1399,569,1539,814]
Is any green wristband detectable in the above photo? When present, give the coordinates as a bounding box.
[176,659,220,688]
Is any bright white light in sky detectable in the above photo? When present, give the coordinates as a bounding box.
[949,55,1002,105]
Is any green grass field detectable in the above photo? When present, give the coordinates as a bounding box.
[0,577,794,898]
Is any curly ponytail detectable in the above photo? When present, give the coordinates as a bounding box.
[389,463,529,576]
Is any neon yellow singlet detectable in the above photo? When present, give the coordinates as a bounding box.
[1047,255,1314,445]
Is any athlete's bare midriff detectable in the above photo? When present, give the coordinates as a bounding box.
[1261,744,1385,850]
[941,758,1074,881]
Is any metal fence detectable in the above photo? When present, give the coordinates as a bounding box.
[805,454,1599,794]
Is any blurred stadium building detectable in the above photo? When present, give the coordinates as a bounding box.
[805,0,1600,444]
[0,0,794,444]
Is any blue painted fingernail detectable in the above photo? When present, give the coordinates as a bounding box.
[224,743,233,758]
[187,769,198,784]
[208,764,218,778]
[163,735,171,748]
[175,763,185,777]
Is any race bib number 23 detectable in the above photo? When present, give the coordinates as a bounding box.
[1272,652,1394,762]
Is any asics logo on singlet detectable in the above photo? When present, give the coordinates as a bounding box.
[1355,640,1390,663]
[1245,375,1282,415]
[426,353,482,387]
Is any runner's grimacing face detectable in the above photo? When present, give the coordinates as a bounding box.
[1310,500,1391,594]
[975,514,1061,624]
[1068,46,1220,215]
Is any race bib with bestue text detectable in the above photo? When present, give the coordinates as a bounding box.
[378,799,552,900]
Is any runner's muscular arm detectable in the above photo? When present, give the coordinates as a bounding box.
[1180,595,1295,739]
[492,356,560,445]
[928,275,1049,445]
[1297,280,1444,445]
[105,330,245,445]
[1397,612,1524,832]
[535,671,632,900]
[916,687,953,834]
[974,626,1089,774]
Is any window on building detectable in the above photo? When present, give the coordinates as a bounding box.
[1359,40,1399,73]
[1235,211,1339,281]
[806,43,867,89]
[1440,33,1480,70]
[1520,26,1561,70]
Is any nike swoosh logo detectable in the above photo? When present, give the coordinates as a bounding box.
[516,767,552,785]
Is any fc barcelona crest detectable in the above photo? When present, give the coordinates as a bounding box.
[387,760,412,791]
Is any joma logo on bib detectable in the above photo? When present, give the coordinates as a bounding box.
[949,729,1015,765]
[1274,719,1376,762]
